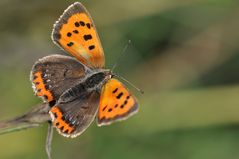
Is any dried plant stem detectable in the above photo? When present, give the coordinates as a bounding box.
[46,123,53,159]
[0,103,50,135]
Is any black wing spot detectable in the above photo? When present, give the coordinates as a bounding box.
[65,117,71,123]
[45,85,49,90]
[53,112,58,118]
[43,78,48,84]
[38,89,41,92]
[114,104,118,108]
[67,32,72,37]
[113,88,118,93]
[102,105,107,111]
[83,34,92,41]
[86,23,91,29]
[108,108,112,112]
[89,45,95,50]
[67,42,74,47]
[75,22,80,27]
[55,122,59,126]
[126,95,130,99]
[64,129,69,134]
[73,30,79,34]
[60,126,64,131]
[49,100,56,107]
[69,123,74,127]
[120,105,124,109]
[61,116,66,120]
[124,100,128,105]
[43,95,48,100]
[80,21,85,26]
[35,82,40,85]
[117,92,123,99]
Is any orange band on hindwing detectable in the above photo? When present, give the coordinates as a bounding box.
[32,71,54,102]
[50,106,74,134]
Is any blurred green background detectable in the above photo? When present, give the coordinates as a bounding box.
[1,0,239,158]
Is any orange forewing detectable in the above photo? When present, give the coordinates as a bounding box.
[97,79,138,126]
[52,2,105,68]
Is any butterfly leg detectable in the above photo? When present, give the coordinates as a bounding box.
[45,122,53,159]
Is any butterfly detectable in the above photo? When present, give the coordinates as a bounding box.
[30,2,139,138]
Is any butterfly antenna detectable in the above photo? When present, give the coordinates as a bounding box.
[113,73,144,94]
[111,40,131,72]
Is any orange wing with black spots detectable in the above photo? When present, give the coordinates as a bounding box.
[52,2,105,68]
[31,54,87,105]
[97,79,138,126]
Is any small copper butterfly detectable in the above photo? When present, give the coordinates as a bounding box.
[30,2,139,138]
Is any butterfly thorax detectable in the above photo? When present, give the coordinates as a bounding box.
[58,69,111,104]
[85,69,111,88]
